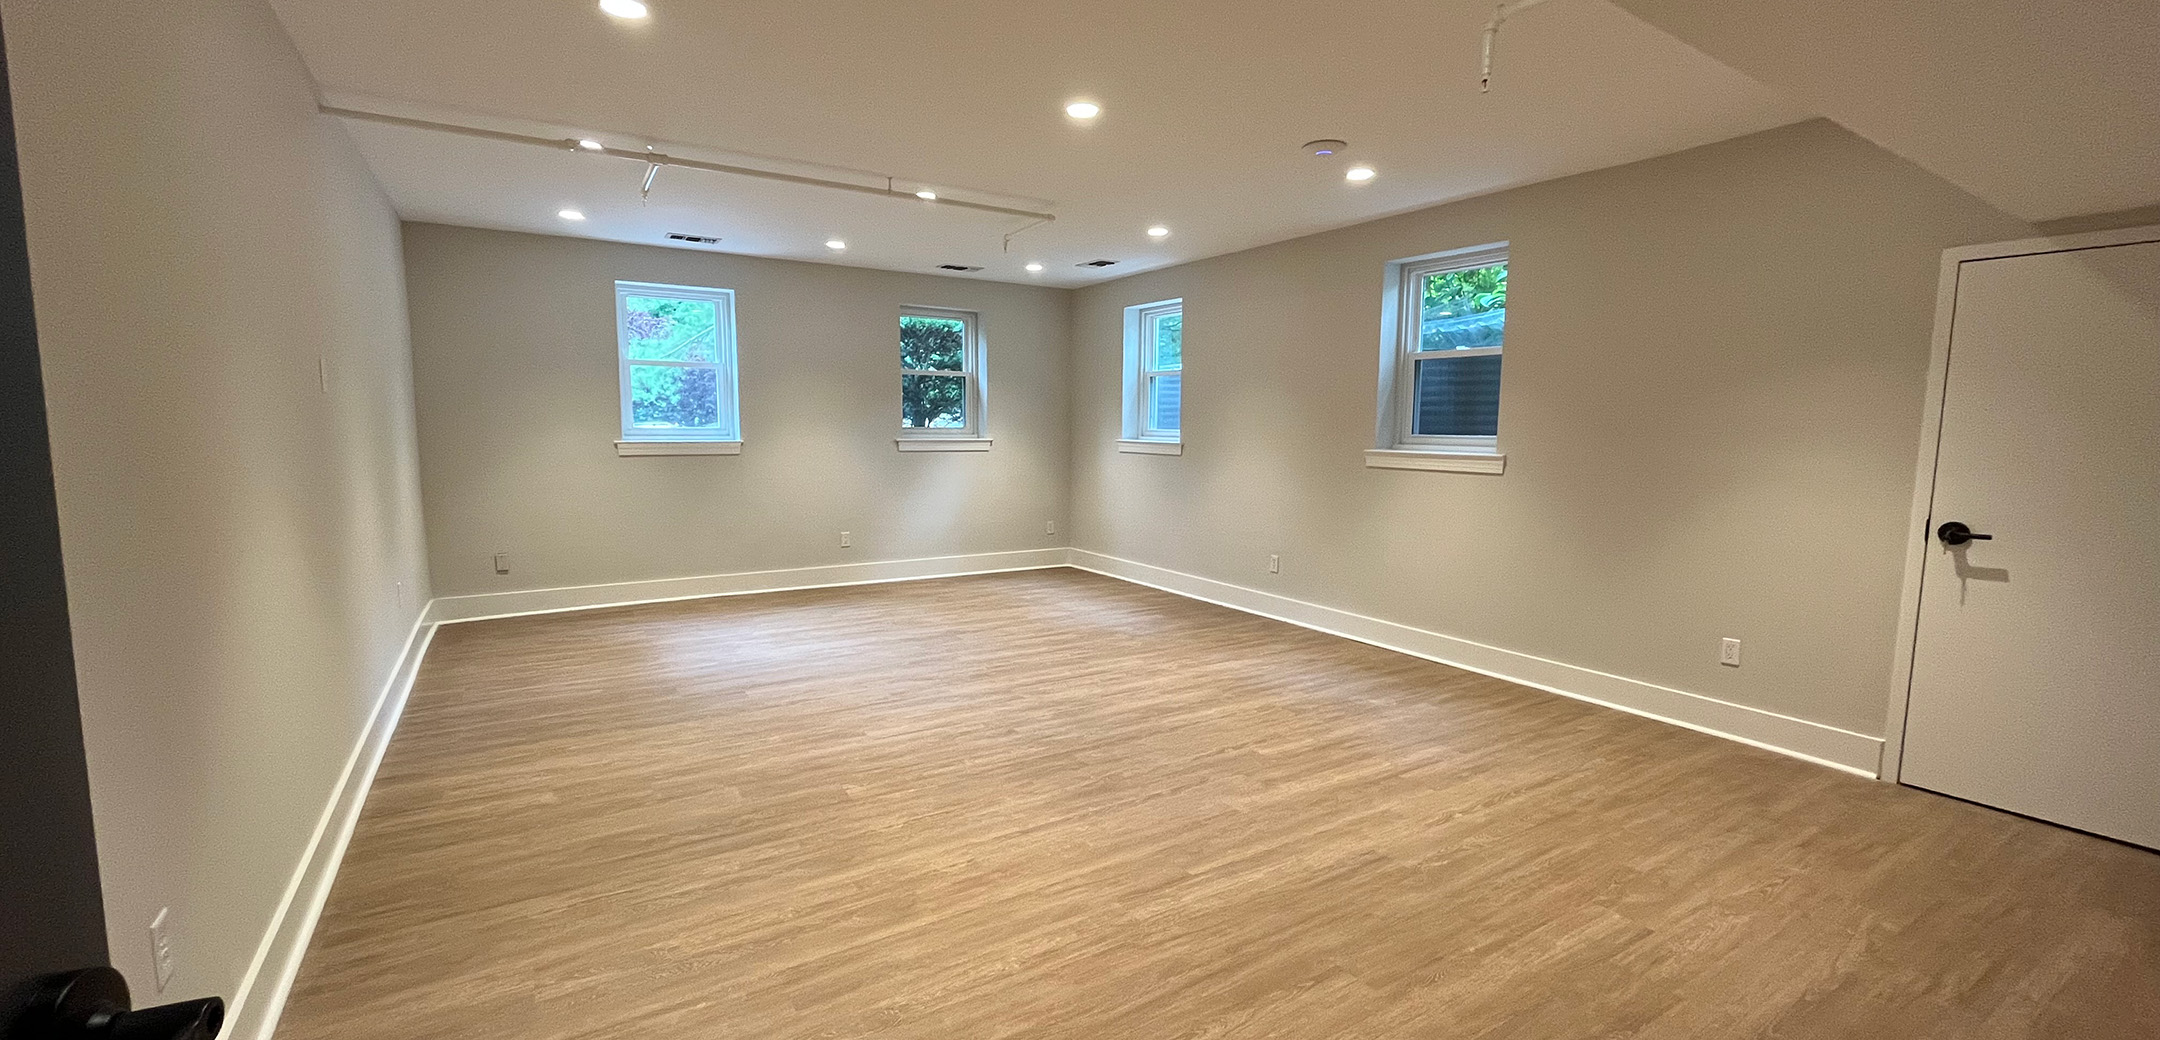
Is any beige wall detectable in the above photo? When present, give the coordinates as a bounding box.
[1071,120,2029,737]
[4,0,429,1005]
[403,224,1070,598]
[0,11,2064,1006]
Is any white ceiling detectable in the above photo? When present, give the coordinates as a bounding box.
[270,0,1807,286]
[1611,0,2160,223]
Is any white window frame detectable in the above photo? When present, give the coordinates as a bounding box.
[1119,299,1184,453]
[614,280,741,456]
[1369,243,1508,474]
[896,305,989,450]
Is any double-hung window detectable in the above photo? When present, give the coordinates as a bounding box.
[897,307,988,450]
[1370,244,1508,473]
[1119,299,1183,454]
[615,280,740,455]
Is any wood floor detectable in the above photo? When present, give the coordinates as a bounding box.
[276,569,2160,1040]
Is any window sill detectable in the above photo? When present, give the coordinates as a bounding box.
[1118,439,1183,456]
[895,437,992,452]
[616,440,742,456]
[1364,448,1505,474]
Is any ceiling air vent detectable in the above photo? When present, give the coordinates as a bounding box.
[1079,259,1119,268]
[937,264,984,272]
[666,232,721,245]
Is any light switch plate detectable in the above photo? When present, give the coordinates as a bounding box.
[149,908,175,991]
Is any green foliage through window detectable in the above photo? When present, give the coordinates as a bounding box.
[901,316,966,371]
[1419,262,1506,351]
[616,282,733,439]
[623,296,719,361]
[901,315,970,428]
[1421,263,1506,314]
[1153,314,1182,368]
[629,365,720,429]
[902,374,966,428]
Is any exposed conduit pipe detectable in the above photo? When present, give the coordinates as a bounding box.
[1002,217,1051,252]
[319,105,1059,225]
[1480,0,1564,92]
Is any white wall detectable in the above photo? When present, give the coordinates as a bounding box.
[402,224,1070,600]
[3,0,429,1006]
[1070,120,2030,740]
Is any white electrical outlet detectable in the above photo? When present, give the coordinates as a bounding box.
[1045,519,1056,536]
[1720,638,1742,667]
[840,531,852,548]
[1268,554,1281,574]
[149,908,175,992]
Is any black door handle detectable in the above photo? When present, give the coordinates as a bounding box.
[21,966,223,1040]
[1937,521,1993,547]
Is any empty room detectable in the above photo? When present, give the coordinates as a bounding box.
[3,1,2157,1038]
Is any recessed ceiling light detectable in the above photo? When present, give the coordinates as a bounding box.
[1024,262,1044,273]
[1065,101,1101,120]
[915,190,937,200]
[577,138,604,151]
[1146,226,1170,238]
[558,208,586,221]
[825,239,846,250]
[1346,165,1376,182]
[599,0,649,19]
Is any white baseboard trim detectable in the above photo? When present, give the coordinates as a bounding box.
[425,548,1072,625]
[221,612,437,1040]
[1068,550,1883,777]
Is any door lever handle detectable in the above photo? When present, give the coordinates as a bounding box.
[1937,521,1993,547]
[23,966,223,1040]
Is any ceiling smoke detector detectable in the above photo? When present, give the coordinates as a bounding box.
[1303,139,1348,157]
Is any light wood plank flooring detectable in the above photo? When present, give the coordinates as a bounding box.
[277,569,2160,1039]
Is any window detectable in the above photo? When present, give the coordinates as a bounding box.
[615,281,740,455]
[897,307,987,450]
[1120,299,1183,454]
[1370,244,1508,473]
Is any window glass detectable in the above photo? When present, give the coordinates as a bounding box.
[622,295,720,362]
[1124,300,1184,441]
[616,281,737,443]
[1152,312,1182,368]
[1412,355,1502,437]
[1418,264,1507,351]
[898,309,981,436]
[1381,250,1506,450]
[629,366,723,430]
[901,315,967,372]
[901,374,968,429]
[1150,373,1182,432]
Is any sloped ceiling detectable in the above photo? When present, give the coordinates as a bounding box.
[1610,0,2160,223]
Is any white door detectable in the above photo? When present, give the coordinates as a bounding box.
[1901,238,2160,849]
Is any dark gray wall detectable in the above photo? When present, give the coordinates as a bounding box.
[0,13,108,1028]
